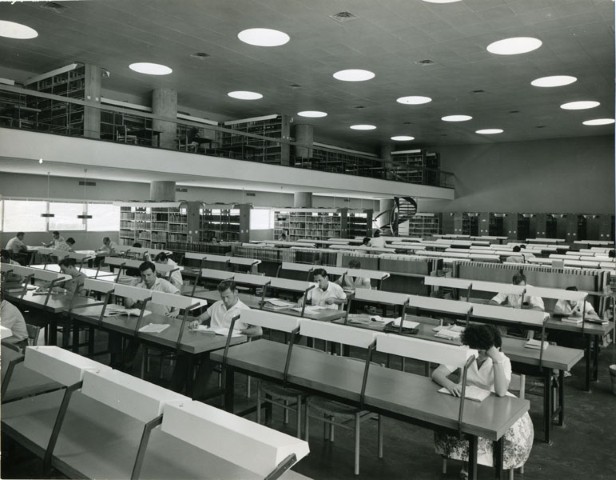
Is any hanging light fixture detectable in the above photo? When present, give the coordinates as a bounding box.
[40,171,55,218]
[77,168,92,219]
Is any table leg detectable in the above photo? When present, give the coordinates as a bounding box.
[493,438,505,479]
[185,355,196,398]
[468,435,478,480]
[72,323,79,353]
[49,315,58,346]
[224,366,235,413]
[585,335,591,392]
[543,369,552,444]
[592,334,599,381]
[557,370,565,426]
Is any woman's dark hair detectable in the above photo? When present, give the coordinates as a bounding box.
[609,249,615,258]
[461,324,502,350]
[512,245,521,253]
[512,269,526,285]
[58,257,77,268]
[154,252,168,262]
[132,242,142,248]
[362,237,370,245]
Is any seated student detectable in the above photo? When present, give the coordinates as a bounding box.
[1,249,24,289]
[125,242,149,276]
[124,261,179,316]
[278,231,288,242]
[368,230,386,248]
[432,324,534,477]
[94,237,118,267]
[154,252,183,290]
[361,236,371,246]
[58,257,87,295]
[519,244,535,258]
[490,270,545,311]
[55,237,76,252]
[298,268,346,310]
[43,231,65,248]
[1,300,29,351]
[5,232,29,265]
[505,245,525,263]
[171,281,261,395]
[554,286,598,317]
[335,259,371,290]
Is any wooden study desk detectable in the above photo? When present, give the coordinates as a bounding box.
[212,339,529,479]
[2,388,308,480]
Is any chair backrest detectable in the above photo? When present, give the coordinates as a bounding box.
[424,276,472,290]
[200,268,235,282]
[471,303,547,326]
[150,291,201,310]
[24,346,110,386]
[84,278,116,294]
[81,369,189,423]
[376,334,476,367]
[509,373,526,399]
[299,320,378,349]
[233,272,271,287]
[161,401,310,477]
[114,283,153,302]
[352,288,408,306]
[26,324,41,346]
[407,295,473,316]
[240,309,301,333]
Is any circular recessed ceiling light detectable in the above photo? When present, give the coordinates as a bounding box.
[487,37,542,55]
[391,136,415,141]
[228,91,263,100]
[397,96,432,105]
[476,128,503,135]
[238,28,290,47]
[531,75,577,87]
[583,118,615,126]
[350,124,376,130]
[333,69,375,82]
[129,62,172,75]
[298,111,327,118]
[0,20,38,39]
[560,101,600,110]
[442,114,472,122]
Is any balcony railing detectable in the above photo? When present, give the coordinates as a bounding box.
[0,84,454,189]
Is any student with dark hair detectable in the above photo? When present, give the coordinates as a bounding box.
[124,261,179,316]
[5,232,29,265]
[56,237,76,252]
[335,259,371,290]
[154,251,183,289]
[505,245,525,263]
[43,231,65,248]
[432,324,534,477]
[299,268,346,309]
[58,257,87,295]
[554,286,598,317]
[490,270,544,311]
[361,236,370,246]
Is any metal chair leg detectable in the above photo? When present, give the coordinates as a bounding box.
[296,396,302,438]
[377,414,383,459]
[354,413,361,475]
[256,382,262,425]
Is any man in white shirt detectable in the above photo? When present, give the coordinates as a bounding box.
[125,261,180,316]
[6,232,29,265]
[1,300,29,350]
[94,236,118,267]
[43,231,65,248]
[154,252,184,290]
[299,268,347,310]
[554,286,598,318]
[368,230,386,248]
[489,271,545,311]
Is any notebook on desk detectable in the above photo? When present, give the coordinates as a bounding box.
[438,385,491,402]
[384,317,419,334]
[524,338,549,350]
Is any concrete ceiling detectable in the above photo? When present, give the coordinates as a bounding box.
[0,0,614,153]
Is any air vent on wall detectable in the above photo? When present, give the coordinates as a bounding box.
[78,181,96,186]
[246,192,256,197]
[329,11,357,23]
[176,187,188,193]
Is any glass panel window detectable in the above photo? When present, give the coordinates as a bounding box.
[87,203,121,231]
[3,200,48,232]
[250,208,274,230]
[48,202,86,231]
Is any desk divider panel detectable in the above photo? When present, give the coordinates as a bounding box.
[281,262,314,273]
[105,257,143,269]
[471,304,547,326]
[114,284,153,301]
[32,269,72,284]
[376,334,476,367]
[352,289,408,306]
[229,256,261,266]
[84,278,116,294]
[299,320,379,349]
[233,272,272,287]
[467,280,525,295]
[200,268,235,281]
[24,346,111,386]
[346,268,390,281]
[161,401,310,478]
[80,369,189,423]
[424,277,473,290]
[241,309,301,333]
[525,286,587,302]
[269,277,315,292]
[407,295,473,316]
[150,291,201,310]
[184,252,208,261]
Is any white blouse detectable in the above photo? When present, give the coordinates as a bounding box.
[441,354,512,393]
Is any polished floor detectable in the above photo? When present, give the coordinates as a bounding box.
[2,333,616,480]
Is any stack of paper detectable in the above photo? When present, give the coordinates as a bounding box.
[434,325,464,341]
[560,316,583,325]
[388,317,420,329]
[291,305,326,314]
[105,307,151,317]
[138,323,170,334]
[264,298,295,310]
[438,385,491,402]
[193,326,242,337]
[524,338,548,350]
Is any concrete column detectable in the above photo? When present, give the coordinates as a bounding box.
[150,181,176,201]
[83,64,102,139]
[294,192,313,208]
[294,124,313,159]
[152,88,177,149]
[376,199,395,230]
[380,144,393,180]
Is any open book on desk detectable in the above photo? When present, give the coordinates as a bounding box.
[438,385,491,402]
[291,305,328,314]
[525,338,549,350]
[138,323,170,334]
[384,317,420,334]
[104,307,151,318]
[263,298,296,310]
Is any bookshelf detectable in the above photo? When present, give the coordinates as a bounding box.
[391,150,440,186]
[406,213,441,237]
[26,64,86,135]
[118,202,189,249]
[100,110,152,142]
[221,114,290,165]
[199,204,251,243]
[274,208,373,241]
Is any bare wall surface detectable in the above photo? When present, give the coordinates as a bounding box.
[424,135,614,214]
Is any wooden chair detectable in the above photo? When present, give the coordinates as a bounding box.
[300,321,383,476]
